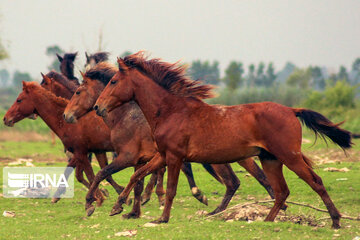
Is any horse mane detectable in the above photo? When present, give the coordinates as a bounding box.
[43,71,78,93]
[84,62,117,85]
[28,82,69,108]
[88,52,110,64]
[123,51,216,100]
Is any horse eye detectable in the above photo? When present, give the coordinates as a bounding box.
[17,99,22,103]
[111,80,117,85]
[76,91,80,95]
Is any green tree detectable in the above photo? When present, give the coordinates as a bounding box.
[0,69,10,86]
[265,63,276,87]
[247,64,256,87]
[310,66,325,90]
[12,70,32,89]
[46,45,64,71]
[337,66,348,82]
[223,61,244,90]
[188,60,220,85]
[286,68,312,89]
[254,62,265,86]
[351,58,360,84]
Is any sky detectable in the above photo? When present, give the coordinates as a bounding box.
[0,0,360,78]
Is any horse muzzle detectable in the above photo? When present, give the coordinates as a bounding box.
[63,112,77,124]
[3,117,14,127]
[93,105,107,117]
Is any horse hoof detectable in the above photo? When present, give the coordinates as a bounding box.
[192,187,208,206]
[100,188,110,197]
[109,206,123,216]
[51,198,60,204]
[206,208,221,216]
[281,203,288,211]
[201,196,208,206]
[122,212,140,219]
[150,218,168,224]
[332,223,341,229]
[86,205,95,217]
[141,197,150,206]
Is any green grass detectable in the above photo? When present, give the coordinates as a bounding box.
[0,139,359,239]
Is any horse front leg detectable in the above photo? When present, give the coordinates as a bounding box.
[151,152,182,224]
[51,157,76,203]
[94,152,124,195]
[110,153,166,216]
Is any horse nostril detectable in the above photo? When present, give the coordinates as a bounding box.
[3,117,6,122]
[93,105,99,111]
[63,114,66,120]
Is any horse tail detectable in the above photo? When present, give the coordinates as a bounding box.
[201,163,224,184]
[292,108,352,150]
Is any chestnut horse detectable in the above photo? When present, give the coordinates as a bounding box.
[95,52,352,229]
[56,52,80,85]
[42,63,174,208]
[39,71,122,202]
[63,63,273,217]
[3,81,124,206]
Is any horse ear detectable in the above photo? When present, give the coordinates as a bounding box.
[85,52,90,62]
[56,53,63,62]
[41,73,51,85]
[22,81,29,92]
[70,52,77,61]
[117,57,128,73]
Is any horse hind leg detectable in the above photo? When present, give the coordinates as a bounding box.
[141,172,158,205]
[283,153,341,229]
[207,164,240,215]
[182,162,208,206]
[238,158,275,198]
[155,167,166,206]
[258,153,289,222]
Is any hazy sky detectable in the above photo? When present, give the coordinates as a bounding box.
[1,0,360,78]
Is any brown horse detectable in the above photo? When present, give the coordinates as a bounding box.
[41,64,172,209]
[41,71,78,99]
[63,63,269,217]
[39,71,119,202]
[56,52,80,85]
[3,81,124,206]
[95,52,352,229]
[85,51,110,70]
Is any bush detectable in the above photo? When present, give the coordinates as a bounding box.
[208,85,308,107]
[303,81,358,109]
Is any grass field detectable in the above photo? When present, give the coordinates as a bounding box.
[0,132,359,239]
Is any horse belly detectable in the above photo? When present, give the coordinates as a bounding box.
[187,141,259,164]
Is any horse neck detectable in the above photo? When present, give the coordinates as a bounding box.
[62,61,75,80]
[31,90,67,137]
[131,72,182,130]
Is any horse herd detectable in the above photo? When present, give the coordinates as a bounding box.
[3,51,355,229]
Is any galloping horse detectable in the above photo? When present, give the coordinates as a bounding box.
[94,52,352,229]
[3,81,124,206]
[63,63,274,217]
